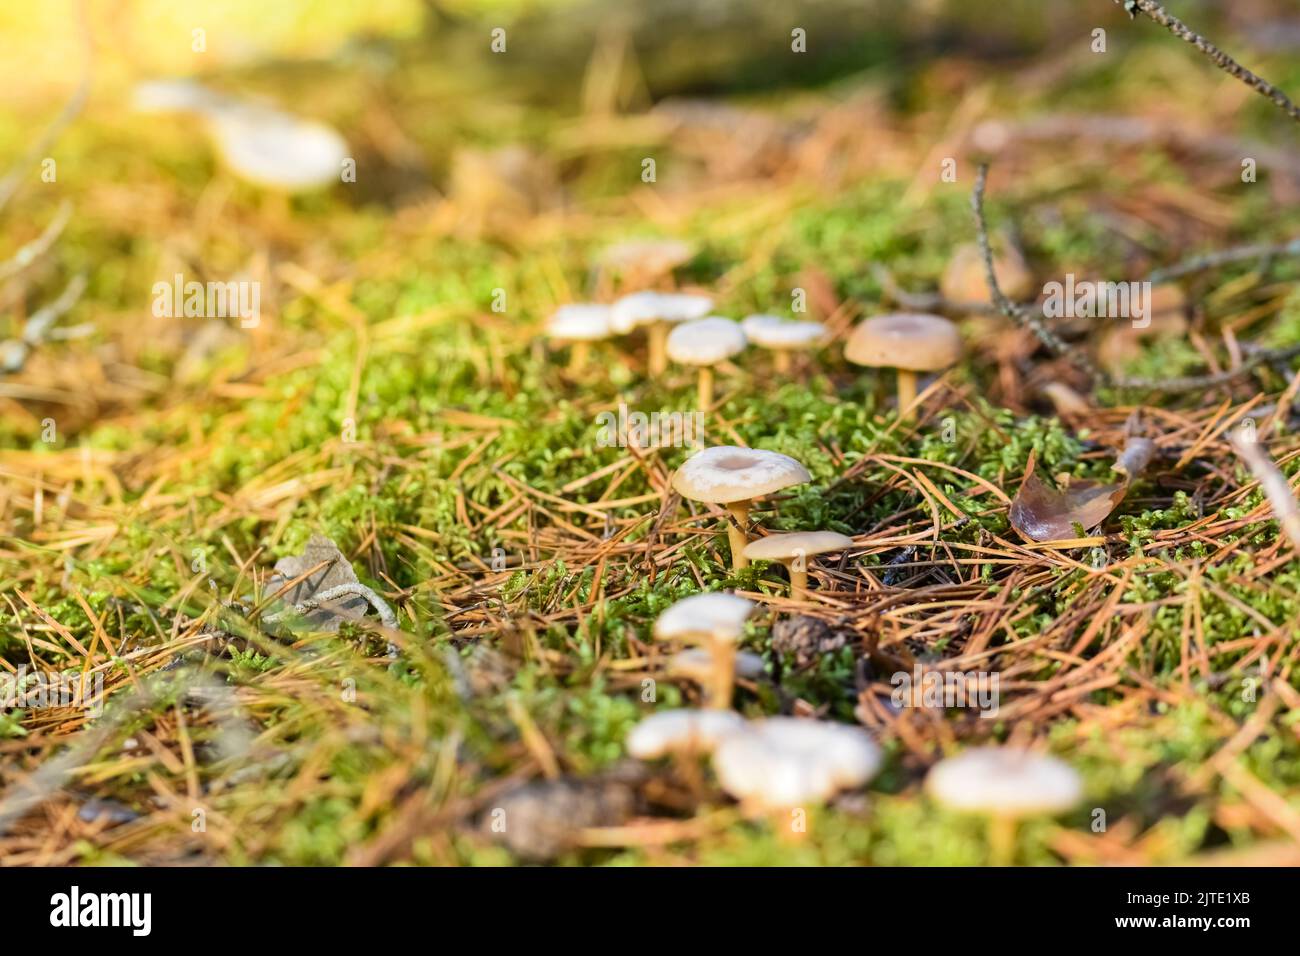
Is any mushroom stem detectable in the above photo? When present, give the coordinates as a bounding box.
[895,368,918,420]
[725,501,752,570]
[773,350,792,375]
[774,806,808,844]
[697,366,715,410]
[670,751,707,800]
[261,190,292,223]
[708,636,736,710]
[988,814,1017,867]
[647,322,670,377]
[787,563,809,598]
[567,341,591,374]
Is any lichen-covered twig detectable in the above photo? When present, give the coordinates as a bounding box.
[1229,429,1300,550]
[971,164,1101,382]
[1110,345,1300,393]
[1114,0,1300,126]
[0,201,72,283]
[974,162,1300,395]
[1146,238,1300,285]
[0,273,87,374]
[871,263,1032,315]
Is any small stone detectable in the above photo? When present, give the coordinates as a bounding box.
[486,777,636,862]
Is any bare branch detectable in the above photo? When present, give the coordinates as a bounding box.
[974,162,1300,394]
[0,273,87,374]
[1146,238,1300,285]
[1114,0,1300,126]
[971,164,1101,382]
[1112,344,1300,393]
[0,201,73,282]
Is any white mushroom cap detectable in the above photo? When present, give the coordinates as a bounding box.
[133,78,223,114]
[133,81,347,192]
[712,717,882,808]
[669,648,766,683]
[671,445,811,505]
[626,708,746,759]
[665,317,747,366]
[925,747,1083,818]
[546,304,613,342]
[207,105,349,193]
[653,591,756,643]
[743,531,853,563]
[740,315,826,350]
[610,292,714,334]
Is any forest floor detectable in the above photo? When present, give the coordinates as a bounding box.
[3,9,1300,865]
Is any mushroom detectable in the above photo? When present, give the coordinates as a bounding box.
[625,708,746,759]
[742,530,853,599]
[941,242,1034,307]
[671,445,811,571]
[133,78,222,114]
[545,304,613,373]
[653,592,756,709]
[845,313,962,421]
[612,292,714,376]
[665,317,747,410]
[598,238,695,285]
[740,315,826,374]
[208,105,350,193]
[925,746,1083,866]
[712,718,882,832]
[668,647,765,686]
[135,80,348,193]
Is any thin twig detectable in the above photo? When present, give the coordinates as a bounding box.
[1111,344,1300,393]
[0,273,87,374]
[871,263,1032,315]
[1146,238,1300,285]
[971,164,1100,381]
[975,162,1300,394]
[1114,0,1300,125]
[0,201,73,282]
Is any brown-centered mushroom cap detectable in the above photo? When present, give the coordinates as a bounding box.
[671,446,811,505]
[742,531,853,563]
[844,313,962,372]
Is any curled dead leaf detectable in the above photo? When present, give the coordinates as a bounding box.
[1009,431,1156,543]
[1009,452,1127,542]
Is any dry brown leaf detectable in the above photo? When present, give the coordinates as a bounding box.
[1009,452,1127,542]
[1011,422,1158,542]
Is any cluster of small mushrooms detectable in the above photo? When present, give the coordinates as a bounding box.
[545,240,831,408]
[548,279,965,422]
[545,240,1084,860]
[629,591,1082,858]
